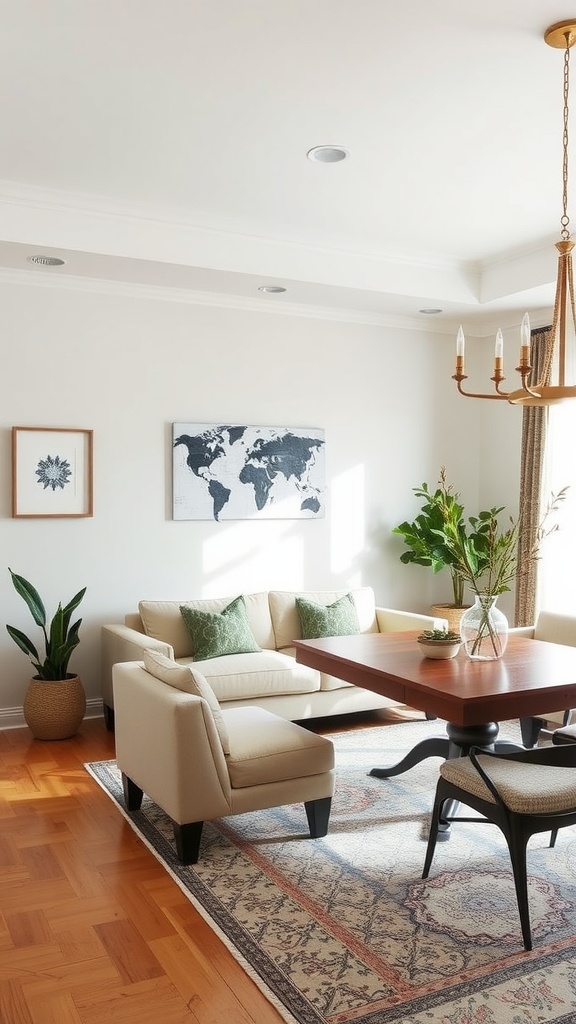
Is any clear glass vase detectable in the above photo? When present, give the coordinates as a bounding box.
[460,594,509,661]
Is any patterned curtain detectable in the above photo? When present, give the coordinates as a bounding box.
[514,327,551,626]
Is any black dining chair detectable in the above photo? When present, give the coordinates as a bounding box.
[552,723,576,746]
[422,743,576,950]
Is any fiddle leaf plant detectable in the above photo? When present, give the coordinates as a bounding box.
[392,470,476,607]
[6,569,86,681]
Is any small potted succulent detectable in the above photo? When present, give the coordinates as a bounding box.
[417,628,462,660]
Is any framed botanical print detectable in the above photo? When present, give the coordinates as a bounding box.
[12,427,93,518]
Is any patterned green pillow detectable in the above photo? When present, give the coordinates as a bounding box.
[180,595,261,661]
[295,593,360,640]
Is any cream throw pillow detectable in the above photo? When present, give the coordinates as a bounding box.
[143,649,230,754]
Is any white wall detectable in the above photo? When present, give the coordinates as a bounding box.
[0,277,520,722]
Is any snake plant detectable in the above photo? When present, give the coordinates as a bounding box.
[6,569,86,680]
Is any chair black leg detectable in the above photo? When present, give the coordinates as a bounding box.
[422,790,447,878]
[506,830,533,951]
[121,773,143,811]
[305,797,332,838]
[173,821,204,864]
[519,716,545,748]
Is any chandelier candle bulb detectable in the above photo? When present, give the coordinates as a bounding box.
[455,325,466,377]
[492,328,505,385]
[519,312,531,369]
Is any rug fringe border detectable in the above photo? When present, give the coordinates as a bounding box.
[84,760,300,1024]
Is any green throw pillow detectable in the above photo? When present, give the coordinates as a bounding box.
[180,595,261,661]
[295,593,360,640]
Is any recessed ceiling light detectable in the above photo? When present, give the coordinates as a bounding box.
[258,285,287,294]
[419,308,443,314]
[27,255,66,267]
[307,146,349,164]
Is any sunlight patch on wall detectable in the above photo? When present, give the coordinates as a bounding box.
[330,463,365,577]
[202,519,304,596]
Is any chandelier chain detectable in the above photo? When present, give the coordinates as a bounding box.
[562,36,571,239]
[452,21,576,405]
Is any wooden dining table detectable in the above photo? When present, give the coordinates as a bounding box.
[294,631,576,777]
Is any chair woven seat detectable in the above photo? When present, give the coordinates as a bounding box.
[440,756,576,814]
[423,742,576,951]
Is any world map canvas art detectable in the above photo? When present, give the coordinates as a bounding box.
[172,422,325,521]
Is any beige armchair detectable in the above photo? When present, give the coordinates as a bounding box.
[513,611,576,747]
[113,652,335,864]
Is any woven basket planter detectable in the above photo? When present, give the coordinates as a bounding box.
[23,675,86,740]
[430,603,470,635]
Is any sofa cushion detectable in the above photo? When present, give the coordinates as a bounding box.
[269,587,379,650]
[139,591,274,657]
[180,595,261,661]
[295,593,360,639]
[178,649,321,701]
[142,649,230,753]
[223,706,334,788]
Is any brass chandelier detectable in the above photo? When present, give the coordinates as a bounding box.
[454,19,576,406]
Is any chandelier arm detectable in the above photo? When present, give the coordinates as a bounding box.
[513,375,545,400]
[453,378,511,401]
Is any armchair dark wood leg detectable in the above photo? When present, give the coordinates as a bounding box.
[173,821,204,864]
[519,716,545,748]
[103,703,115,732]
[305,797,332,838]
[121,773,143,811]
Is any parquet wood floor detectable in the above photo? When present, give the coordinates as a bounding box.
[0,719,287,1024]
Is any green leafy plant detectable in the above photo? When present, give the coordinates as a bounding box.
[426,474,568,599]
[6,569,86,680]
[394,468,567,603]
[410,471,567,657]
[392,471,479,607]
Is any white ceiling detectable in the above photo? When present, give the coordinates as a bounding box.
[1,0,574,334]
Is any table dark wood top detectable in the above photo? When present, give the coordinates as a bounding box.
[294,631,576,727]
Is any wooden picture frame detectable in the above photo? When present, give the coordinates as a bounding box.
[12,427,93,518]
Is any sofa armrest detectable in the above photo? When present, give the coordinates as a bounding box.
[101,624,174,709]
[375,607,449,633]
[508,626,536,638]
[113,662,231,824]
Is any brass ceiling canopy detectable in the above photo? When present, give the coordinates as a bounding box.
[453,19,576,406]
[544,20,576,48]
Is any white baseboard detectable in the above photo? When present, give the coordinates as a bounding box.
[0,697,104,731]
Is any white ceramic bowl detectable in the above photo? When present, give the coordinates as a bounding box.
[417,639,461,660]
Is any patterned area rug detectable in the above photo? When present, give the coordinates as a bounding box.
[85,718,576,1024]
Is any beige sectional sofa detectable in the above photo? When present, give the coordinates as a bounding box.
[101,587,446,728]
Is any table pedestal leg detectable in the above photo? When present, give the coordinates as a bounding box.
[369,736,450,778]
[369,721,502,779]
[369,720,524,837]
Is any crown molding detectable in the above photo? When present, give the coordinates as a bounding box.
[0,265,443,330]
[0,178,466,271]
[0,180,556,330]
